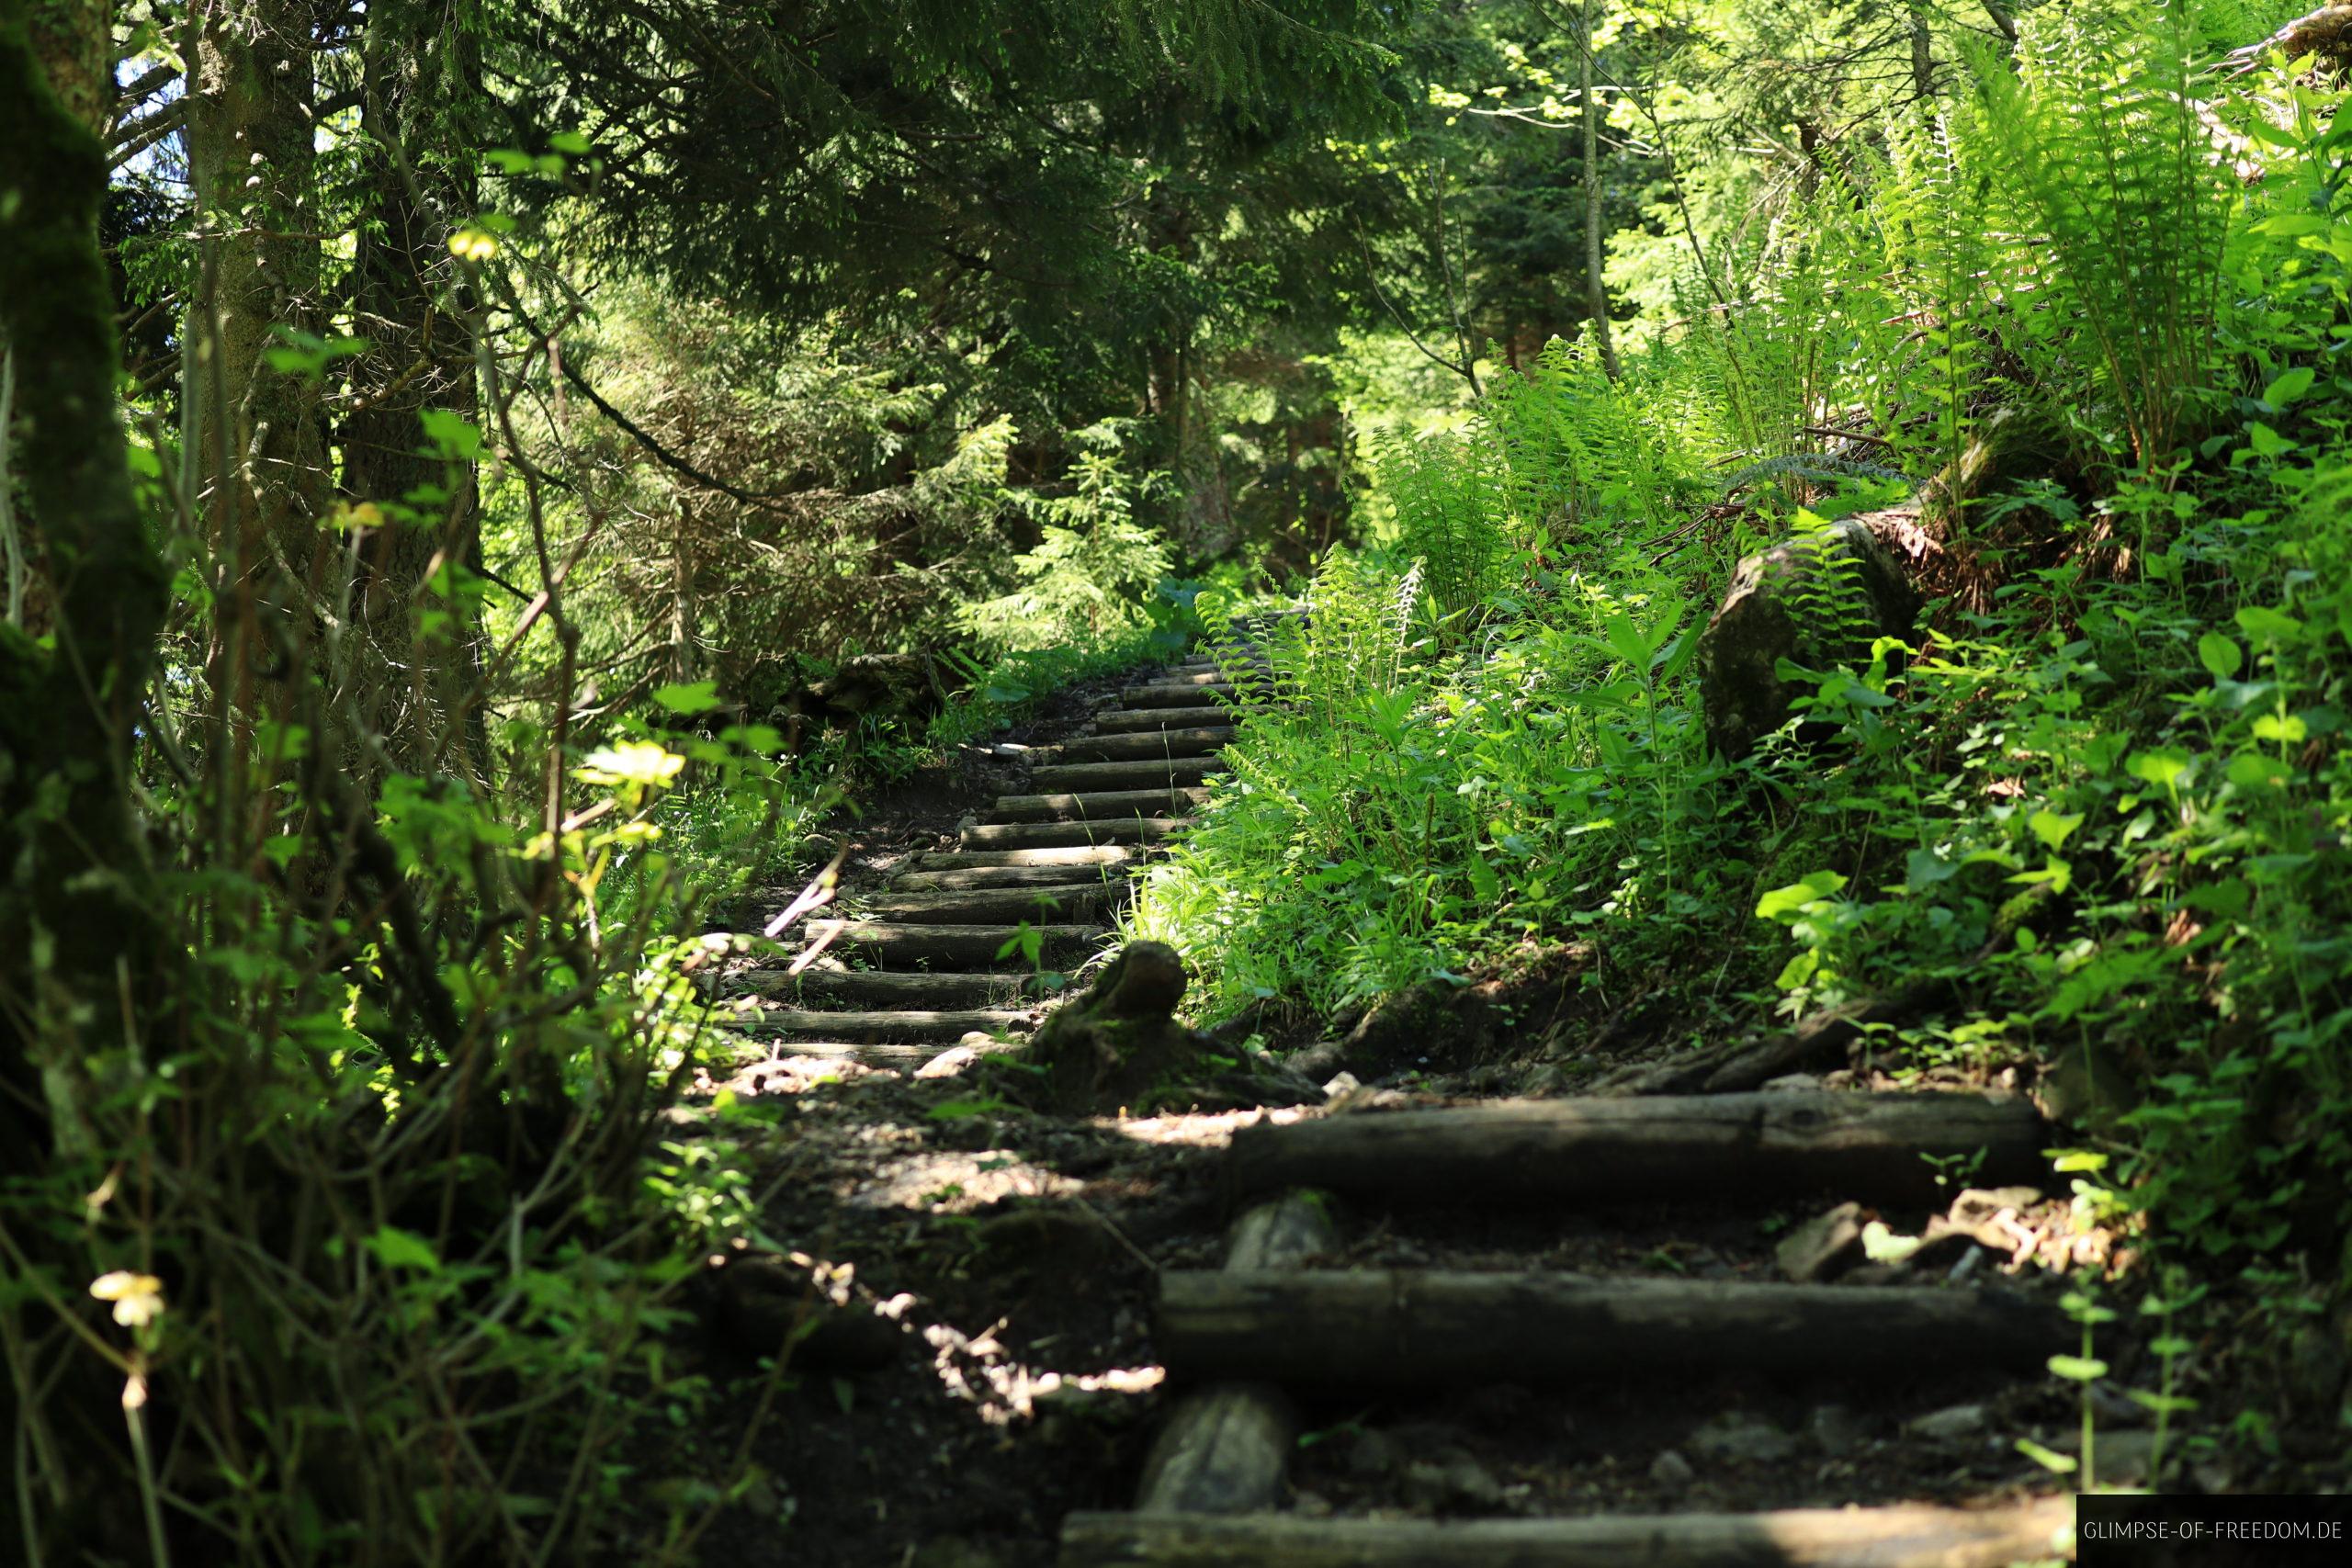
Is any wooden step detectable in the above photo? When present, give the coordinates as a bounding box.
[989,786,1208,824]
[959,818,1192,851]
[1091,705,1238,733]
[1054,727,1232,763]
[896,862,1129,891]
[730,969,1032,1009]
[1026,757,1221,792]
[710,1039,1021,1077]
[856,882,1126,924]
[1154,1271,2067,1387]
[1057,1500,2075,1568]
[1226,1092,2049,1208]
[915,845,1138,870]
[1121,682,1243,707]
[729,1006,1034,1043]
[805,919,1105,965]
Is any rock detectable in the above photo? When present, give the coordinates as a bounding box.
[1400,1448,1504,1513]
[1696,513,1919,759]
[1807,1404,1869,1459]
[1775,1201,1869,1283]
[1292,1491,1334,1518]
[1320,1071,1362,1099]
[1686,1411,1798,1466]
[1648,1450,1695,1492]
[1905,1403,1989,1444]
[916,1045,983,1079]
[1948,1187,2043,1228]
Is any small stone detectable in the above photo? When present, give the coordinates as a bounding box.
[1905,1403,1988,1443]
[1321,1070,1363,1099]
[1761,1073,1824,1093]
[1649,1450,1695,1491]
[1776,1201,1868,1283]
[1686,1411,1798,1465]
[1807,1404,1868,1458]
[916,1046,981,1079]
[1947,1187,2043,1228]
[1292,1491,1334,1518]
[1400,1447,1503,1513]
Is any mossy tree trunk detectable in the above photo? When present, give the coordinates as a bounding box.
[0,0,173,1178]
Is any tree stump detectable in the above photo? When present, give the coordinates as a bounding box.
[1027,941,1204,1114]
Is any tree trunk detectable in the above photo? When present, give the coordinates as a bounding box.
[342,0,485,780]
[0,0,174,1175]
[1579,2,1620,378]
[23,0,109,132]
[183,0,330,587]
[1911,6,1936,101]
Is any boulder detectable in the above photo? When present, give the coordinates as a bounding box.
[1697,514,1918,759]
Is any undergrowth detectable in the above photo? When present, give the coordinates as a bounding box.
[1130,0,2352,1454]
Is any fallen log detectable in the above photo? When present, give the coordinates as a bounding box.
[1058,1498,2075,1567]
[1155,1271,2066,1386]
[1225,1092,2046,1208]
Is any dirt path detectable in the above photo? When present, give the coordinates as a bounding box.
[688,641,2085,1567]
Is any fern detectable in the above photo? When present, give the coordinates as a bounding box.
[1963,0,2233,469]
[1374,427,1510,614]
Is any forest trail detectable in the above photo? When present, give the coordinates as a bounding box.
[712,643,2079,1567]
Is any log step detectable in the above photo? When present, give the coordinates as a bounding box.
[1091,705,1239,733]
[1057,1500,2075,1568]
[1026,758,1222,793]
[915,845,1139,870]
[731,1006,1033,1043]
[1054,728,1233,762]
[1120,682,1243,707]
[1226,1092,2049,1208]
[732,969,1033,1009]
[856,882,1126,924]
[990,787,1209,823]
[959,818,1192,851]
[1155,1270,2068,1387]
[714,1039,1021,1077]
[805,919,1106,966]
[896,862,1129,891]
